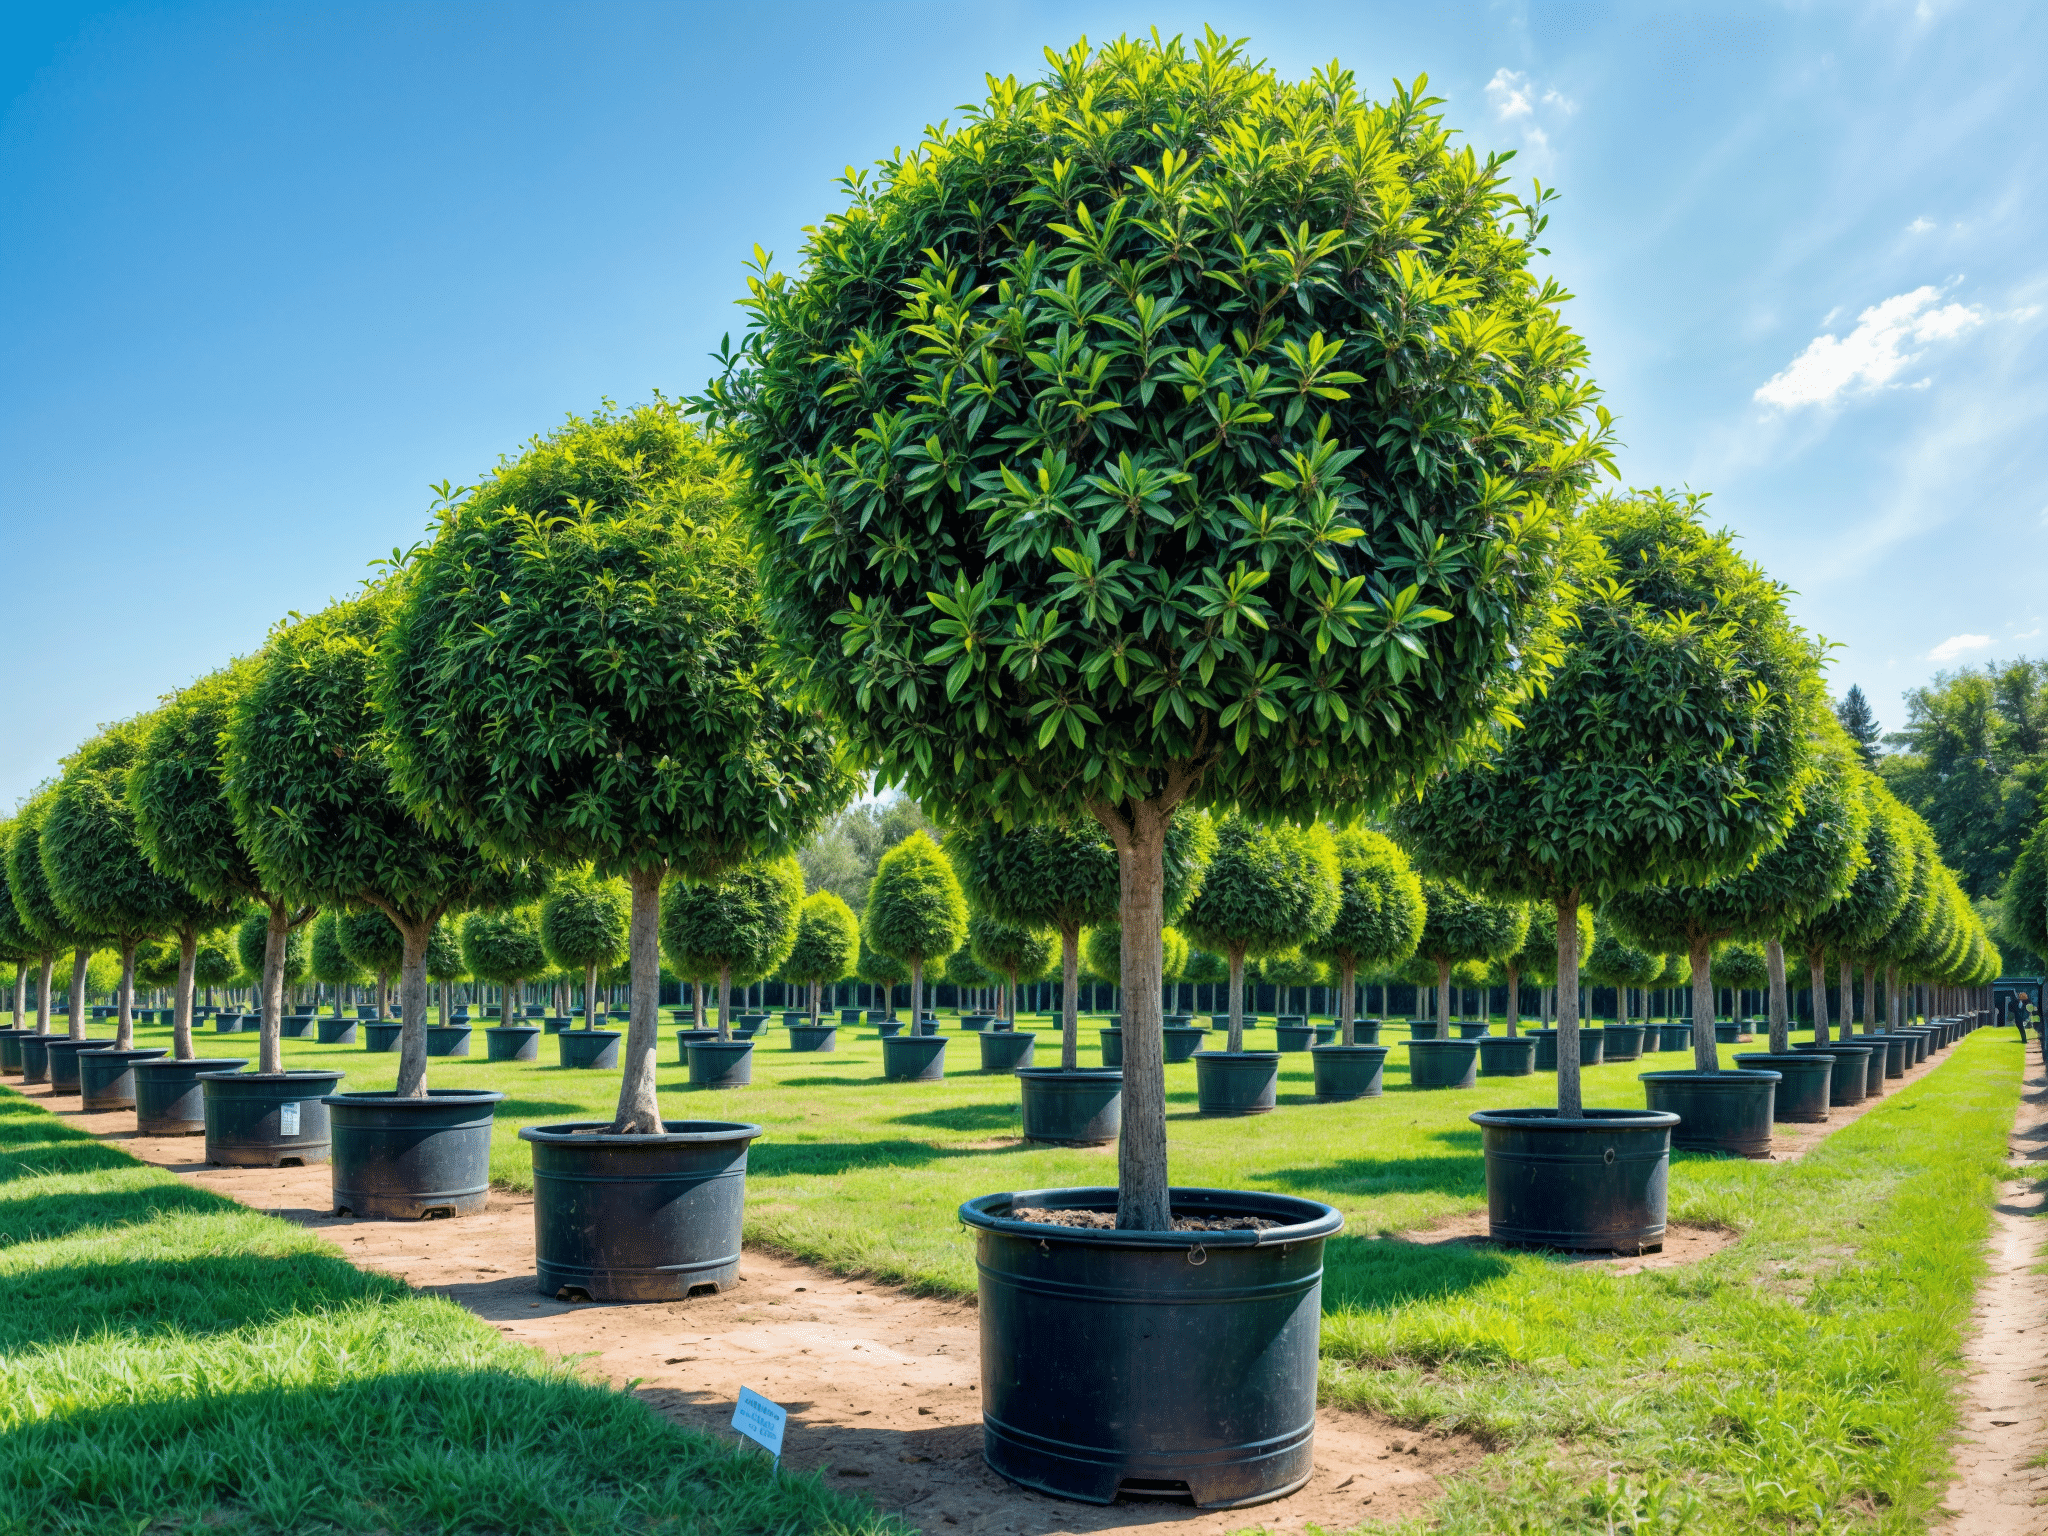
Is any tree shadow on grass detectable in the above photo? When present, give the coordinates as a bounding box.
[1252,1152,1485,1202]
[749,1138,1032,1177]
[1319,1230,1517,1312]
[490,1099,589,1121]
[888,1103,1021,1133]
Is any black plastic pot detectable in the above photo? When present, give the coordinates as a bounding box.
[1194,1051,1280,1116]
[519,1120,762,1302]
[1858,1033,1909,1079]
[486,1025,542,1062]
[317,1017,359,1044]
[1457,1023,1491,1039]
[1469,1107,1679,1252]
[1734,1052,1832,1121]
[1639,1069,1780,1158]
[1602,1024,1646,1061]
[1477,1036,1539,1077]
[364,1022,403,1053]
[1659,1024,1693,1052]
[0,1028,29,1076]
[45,1038,116,1095]
[1162,1025,1209,1063]
[882,1034,948,1082]
[1098,1027,1123,1067]
[960,1014,996,1033]
[134,1058,249,1134]
[686,1039,754,1087]
[1407,1019,1442,1041]
[78,1047,168,1111]
[961,1185,1341,1508]
[875,1021,904,1038]
[782,1011,808,1028]
[1795,1041,1869,1104]
[278,1014,314,1039]
[21,1035,53,1085]
[674,1028,719,1058]
[1712,1022,1745,1044]
[202,1069,346,1166]
[1348,1020,1383,1044]
[355,1005,378,1019]
[1017,1068,1122,1145]
[788,1024,837,1052]
[1310,1043,1387,1101]
[1273,1025,1315,1052]
[325,1088,505,1219]
[425,1025,472,1058]
[215,1013,245,1033]
[542,1016,573,1035]
[978,1030,1035,1073]
[1529,1028,1607,1071]
[1895,1027,1933,1064]
[558,1030,621,1069]
[1407,1038,1480,1089]
[866,1009,894,1026]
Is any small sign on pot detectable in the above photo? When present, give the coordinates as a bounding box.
[732,1386,786,1464]
[279,1102,301,1136]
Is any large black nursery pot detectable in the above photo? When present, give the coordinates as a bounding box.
[1858,1033,1909,1079]
[485,1025,543,1062]
[45,1038,116,1095]
[79,1047,168,1111]
[425,1024,472,1057]
[1310,1042,1387,1101]
[354,1005,378,1020]
[1406,1019,1442,1042]
[542,1015,575,1036]
[1712,1021,1746,1044]
[134,1057,250,1134]
[875,1020,905,1038]
[674,1028,719,1058]
[1476,1035,1538,1077]
[865,1009,895,1027]
[782,1011,809,1029]
[1470,1107,1679,1253]
[559,1029,621,1070]
[1658,1023,1693,1052]
[1638,1068,1780,1158]
[838,1007,863,1027]
[1895,1026,1933,1064]
[519,1120,761,1302]
[325,1088,506,1219]
[1406,1038,1480,1089]
[215,1012,246,1033]
[20,1035,54,1085]
[1273,1024,1316,1052]
[961,1185,1342,1508]
[1456,1022,1490,1039]
[1018,1068,1122,1145]
[278,1013,315,1039]
[1601,1024,1645,1061]
[1162,1025,1209,1063]
[1794,1040,1869,1105]
[0,1028,30,1076]
[202,1069,346,1166]
[1194,1051,1279,1115]
[979,1030,1035,1073]
[1349,1019,1383,1044]
[364,1021,403,1053]
[960,1014,997,1033]
[686,1039,754,1087]
[1098,1028,1123,1067]
[788,1023,837,1052]
[1529,1029,1606,1071]
[317,1016,359,1045]
[1734,1052,1833,1122]
[882,1034,948,1082]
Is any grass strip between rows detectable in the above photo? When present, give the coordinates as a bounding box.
[0,1085,907,1536]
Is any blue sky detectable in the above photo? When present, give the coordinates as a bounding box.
[4,1,2043,809]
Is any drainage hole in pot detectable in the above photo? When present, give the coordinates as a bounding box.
[557,1287,594,1303]
[688,1282,721,1298]
[277,1158,304,1168]
[418,1206,455,1221]
[1117,1479,1193,1503]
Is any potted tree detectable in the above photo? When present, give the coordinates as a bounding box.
[1582,929,1657,1061]
[466,907,548,1061]
[1405,876,1528,1087]
[540,874,628,1042]
[660,854,804,1084]
[856,938,906,1032]
[6,791,107,1085]
[1395,491,1820,1249]
[310,912,365,1032]
[864,833,967,1079]
[1178,814,1338,1116]
[377,403,853,1301]
[967,914,1056,1072]
[0,818,59,1076]
[1086,923,1194,1062]
[701,36,1618,1504]
[783,890,860,1050]
[1300,828,1423,1098]
[424,922,472,1053]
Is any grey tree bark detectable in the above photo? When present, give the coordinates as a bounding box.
[1504,963,1521,1037]
[1766,938,1790,1054]
[1435,957,1453,1040]
[67,946,90,1039]
[1059,926,1080,1069]
[609,864,666,1135]
[1337,958,1357,1044]
[393,919,432,1098]
[1689,936,1717,1073]
[1554,892,1585,1118]
[258,905,291,1075]
[115,940,136,1049]
[715,963,732,1041]
[9,965,25,1033]
[1838,957,1854,1033]
[172,932,197,1058]
[1224,946,1247,1052]
[1857,962,1874,1037]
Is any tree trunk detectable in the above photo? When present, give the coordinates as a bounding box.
[113,939,137,1050]
[1689,936,1717,1073]
[1338,960,1357,1044]
[1060,926,1080,1069]
[1887,963,1903,1030]
[67,946,90,1039]
[1435,957,1452,1036]
[258,903,291,1075]
[36,955,53,1034]
[716,963,733,1042]
[583,962,598,1029]
[394,918,433,1098]
[610,864,666,1135]
[1089,793,1173,1234]
[10,964,26,1033]
[1838,956,1853,1033]
[1504,963,1521,1037]
[1554,892,1584,1117]
[1857,962,1873,1037]
[1225,946,1247,1052]
[1766,939,1790,1054]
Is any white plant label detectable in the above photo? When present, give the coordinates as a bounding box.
[278,1102,300,1136]
[731,1387,786,1461]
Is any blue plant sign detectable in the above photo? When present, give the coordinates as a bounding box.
[731,1387,787,1465]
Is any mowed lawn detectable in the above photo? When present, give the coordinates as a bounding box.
[39,1011,2028,1532]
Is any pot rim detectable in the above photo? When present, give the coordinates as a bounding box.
[1637,1068,1783,1083]
[197,1069,348,1084]
[320,1088,507,1106]
[78,1046,170,1059]
[555,1027,624,1040]
[1014,1066,1123,1081]
[960,1184,1342,1248]
[1733,1051,1833,1064]
[1469,1106,1682,1129]
[1794,1040,1872,1052]
[1308,1042,1390,1054]
[684,1038,756,1050]
[484,1024,544,1033]
[1190,1049,1281,1062]
[133,1056,251,1071]
[1405,1038,1481,1049]
[517,1118,763,1147]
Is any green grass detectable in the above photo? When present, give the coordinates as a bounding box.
[0,1084,907,1536]
[45,1011,2027,1532]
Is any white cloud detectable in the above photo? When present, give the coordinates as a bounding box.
[1484,69,1574,163]
[1928,633,1991,662]
[2013,628,2042,641]
[1754,286,1985,408]
[1907,216,1935,233]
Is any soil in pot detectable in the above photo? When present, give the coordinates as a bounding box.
[882,1034,948,1082]
[1638,1069,1781,1158]
[559,1030,622,1070]
[325,1088,506,1219]
[485,1025,542,1062]
[1469,1107,1679,1253]
[1194,1051,1280,1116]
[134,1057,250,1134]
[519,1120,762,1302]
[78,1046,168,1111]
[1406,1039,1481,1089]
[961,1186,1342,1508]
[1734,1052,1832,1122]
[202,1069,346,1166]
[1476,1035,1538,1077]
[1017,1068,1122,1145]
[1311,1043,1387,1101]
[686,1039,755,1088]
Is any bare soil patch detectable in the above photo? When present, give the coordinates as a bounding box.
[47,1086,1483,1534]
[1939,1044,2048,1532]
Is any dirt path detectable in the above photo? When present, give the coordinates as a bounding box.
[40,1089,1478,1534]
[1940,1041,2048,1532]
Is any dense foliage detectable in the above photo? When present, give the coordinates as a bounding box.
[861,833,968,1023]
[783,890,861,1021]
[1300,827,1423,1041]
[661,855,805,1037]
[1178,813,1338,1048]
